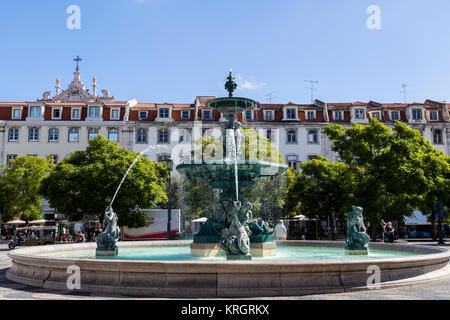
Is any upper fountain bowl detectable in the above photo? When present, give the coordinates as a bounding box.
[206,97,256,116]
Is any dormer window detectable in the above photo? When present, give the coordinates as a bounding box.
[29,106,41,117]
[88,106,101,118]
[181,110,190,119]
[354,108,365,120]
[306,111,316,120]
[12,108,22,119]
[370,111,381,120]
[139,111,148,120]
[412,108,423,120]
[245,111,253,121]
[52,108,62,120]
[264,110,274,121]
[71,108,81,120]
[159,108,170,118]
[110,108,120,120]
[429,111,438,121]
[333,111,343,121]
[391,111,400,121]
[202,110,211,120]
[286,108,297,120]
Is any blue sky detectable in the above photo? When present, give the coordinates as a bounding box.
[1,0,450,104]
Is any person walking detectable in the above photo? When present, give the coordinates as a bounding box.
[274,220,287,240]
[376,219,386,242]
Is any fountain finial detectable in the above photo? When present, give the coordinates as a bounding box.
[225,70,237,97]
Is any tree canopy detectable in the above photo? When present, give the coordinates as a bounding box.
[40,136,168,227]
[323,120,450,226]
[0,156,54,223]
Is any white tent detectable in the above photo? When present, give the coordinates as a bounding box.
[404,210,431,226]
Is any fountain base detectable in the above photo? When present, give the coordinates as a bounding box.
[344,248,369,256]
[190,242,276,258]
[96,248,119,257]
[226,254,252,261]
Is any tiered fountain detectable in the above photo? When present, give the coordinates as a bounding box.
[177,70,288,259]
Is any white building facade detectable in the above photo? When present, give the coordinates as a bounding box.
[1,72,449,171]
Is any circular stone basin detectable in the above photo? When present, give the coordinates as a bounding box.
[7,240,450,298]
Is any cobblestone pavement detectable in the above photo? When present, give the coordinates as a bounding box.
[0,243,449,300]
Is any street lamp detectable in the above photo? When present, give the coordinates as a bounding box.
[166,157,173,240]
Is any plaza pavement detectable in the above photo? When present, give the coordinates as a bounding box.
[0,242,449,300]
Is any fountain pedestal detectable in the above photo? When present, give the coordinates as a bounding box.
[96,247,119,256]
[190,242,277,258]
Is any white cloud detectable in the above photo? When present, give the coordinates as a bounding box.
[235,75,266,91]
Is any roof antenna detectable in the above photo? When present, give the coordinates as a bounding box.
[305,80,319,104]
[265,91,276,103]
[401,84,409,103]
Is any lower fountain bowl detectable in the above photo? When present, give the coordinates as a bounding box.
[7,240,450,298]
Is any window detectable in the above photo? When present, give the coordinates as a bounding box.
[139,111,147,120]
[159,108,170,118]
[48,155,58,164]
[287,129,296,144]
[6,155,17,166]
[158,129,169,143]
[8,128,19,142]
[433,129,443,145]
[72,108,81,120]
[286,108,297,120]
[48,128,59,142]
[52,108,61,119]
[108,128,119,142]
[179,129,190,143]
[354,108,365,120]
[430,111,438,121]
[371,112,381,120]
[181,110,190,119]
[308,155,319,161]
[412,108,423,120]
[29,106,41,117]
[245,111,252,121]
[334,111,343,121]
[88,128,99,140]
[12,108,21,119]
[157,154,170,163]
[264,110,274,121]
[203,110,211,120]
[68,128,79,142]
[266,129,272,142]
[111,108,120,120]
[28,127,39,142]
[136,128,147,143]
[88,106,101,118]
[391,111,400,121]
[306,111,316,120]
[308,129,319,144]
[286,155,298,170]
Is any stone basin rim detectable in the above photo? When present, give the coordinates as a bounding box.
[7,240,450,266]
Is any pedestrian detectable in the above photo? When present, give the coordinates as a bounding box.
[76,231,85,243]
[376,219,386,242]
[93,222,103,241]
[274,220,287,240]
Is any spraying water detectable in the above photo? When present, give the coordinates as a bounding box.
[224,129,240,202]
[110,145,167,207]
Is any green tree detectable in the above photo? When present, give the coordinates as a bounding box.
[40,136,168,227]
[288,156,355,239]
[324,120,450,236]
[0,156,54,223]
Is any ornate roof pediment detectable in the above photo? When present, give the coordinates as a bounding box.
[52,72,94,102]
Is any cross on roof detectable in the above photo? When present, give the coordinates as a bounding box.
[74,55,82,72]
